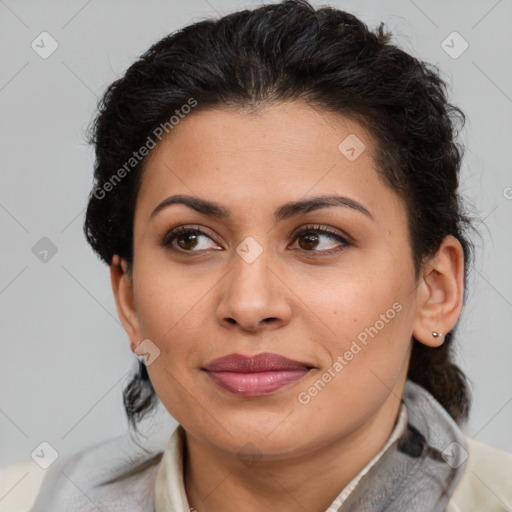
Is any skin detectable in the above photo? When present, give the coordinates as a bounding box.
[110,101,465,512]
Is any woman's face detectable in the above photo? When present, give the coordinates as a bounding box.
[118,101,427,459]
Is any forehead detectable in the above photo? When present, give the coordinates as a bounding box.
[135,101,405,226]
[142,101,374,174]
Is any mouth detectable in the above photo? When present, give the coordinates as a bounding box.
[202,352,314,397]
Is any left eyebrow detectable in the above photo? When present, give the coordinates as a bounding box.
[274,195,373,221]
[149,194,374,222]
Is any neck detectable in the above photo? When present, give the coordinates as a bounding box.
[183,392,402,512]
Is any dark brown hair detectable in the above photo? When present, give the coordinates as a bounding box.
[84,0,474,434]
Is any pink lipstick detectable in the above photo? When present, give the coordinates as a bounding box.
[203,352,313,397]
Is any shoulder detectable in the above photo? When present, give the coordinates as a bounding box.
[28,432,165,512]
[0,460,48,512]
[446,436,512,512]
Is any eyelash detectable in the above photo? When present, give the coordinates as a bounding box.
[160,224,352,257]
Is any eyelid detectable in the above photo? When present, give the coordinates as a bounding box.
[289,223,353,243]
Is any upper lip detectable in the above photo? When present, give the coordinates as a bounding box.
[203,352,314,373]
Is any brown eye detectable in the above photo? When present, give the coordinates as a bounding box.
[290,225,351,255]
[297,231,321,250]
[176,231,200,250]
[161,226,221,253]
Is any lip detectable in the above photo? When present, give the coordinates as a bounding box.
[202,352,314,397]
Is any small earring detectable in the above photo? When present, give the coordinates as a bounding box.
[432,331,444,338]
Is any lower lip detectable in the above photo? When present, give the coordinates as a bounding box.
[205,369,310,397]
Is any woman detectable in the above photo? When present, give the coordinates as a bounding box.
[30,1,512,510]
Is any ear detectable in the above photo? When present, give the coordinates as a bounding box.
[110,254,141,353]
[412,235,465,348]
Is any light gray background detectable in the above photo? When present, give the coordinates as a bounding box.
[1,0,511,505]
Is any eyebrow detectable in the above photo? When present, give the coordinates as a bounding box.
[149,193,373,222]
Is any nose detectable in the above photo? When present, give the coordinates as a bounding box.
[215,248,292,333]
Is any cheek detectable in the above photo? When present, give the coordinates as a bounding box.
[133,260,209,340]
[298,265,415,381]
[301,265,409,334]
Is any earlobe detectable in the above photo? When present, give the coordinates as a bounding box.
[110,254,141,352]
[412,235,465,348]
